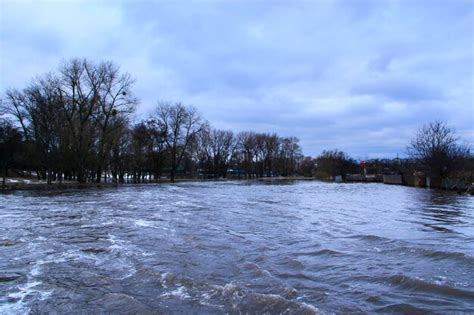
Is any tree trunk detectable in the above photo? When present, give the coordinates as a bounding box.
[2,167,7,190]
[170,169,175,183]
[77,169,86,183]
[170,152,177,183]
[47,170,52,185]
[96,168,102,183]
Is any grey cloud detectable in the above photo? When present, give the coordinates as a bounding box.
[1,0,472,157]
[351,79,445,102]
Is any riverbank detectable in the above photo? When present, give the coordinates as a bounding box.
[2,176,472,195]
[0,176,317,191]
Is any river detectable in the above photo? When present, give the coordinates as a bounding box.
[0,181,473,314]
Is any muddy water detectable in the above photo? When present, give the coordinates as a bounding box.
[0,181,473,314]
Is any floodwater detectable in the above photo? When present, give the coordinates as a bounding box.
[0,181,473,314]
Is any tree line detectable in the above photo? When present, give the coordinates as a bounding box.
[294,121,471,182]
[1,59,471,187]
[1,59,304,185]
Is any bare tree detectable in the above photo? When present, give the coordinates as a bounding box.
[210,129,235,177]
[0,119,23,188]
[315,149,358,180]
[144,119,166,180]
[236,131,257,178]
[196,127,235,178]
[153,102,204,182]
[299,156,315,177]
[5,74,65,184]
[3,59,307,184]
[278,137,302,176]
[4,58,136,183]
[55,58,137,182]
[93,61,137,182]
[129,122,152,183]
[194,124,213,177]
[5,89,33,141]
[233,132,302,178]
[54,59,101,182]
[108,121,130,183]
[263,133,280,176]
[408,121,470,179]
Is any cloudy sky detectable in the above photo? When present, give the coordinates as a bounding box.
[1,0,472,158]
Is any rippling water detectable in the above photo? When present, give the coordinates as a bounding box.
[0,181,473,314]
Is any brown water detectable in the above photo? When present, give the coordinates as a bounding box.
[0,181,473,314]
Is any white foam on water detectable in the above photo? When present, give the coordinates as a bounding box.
[160,272,173,288]
[108,234,126,251]
[133,219,155,228]
[0,260,53,315]
[367,246,382,253]
[434,275,447,285]
[80,220,114,228]
[30,264,41,277]
[113,262,137,280]
[198,293,225,309]
[0,302,26,315]
[174,200,204,208]
[160,286,191,299]
[77,201,97,204]
[300,302,322,314]
[105,234,138,279]
[174,200,189,206]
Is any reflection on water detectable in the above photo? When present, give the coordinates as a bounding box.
[412,189,469,234]
[0,181,473,314]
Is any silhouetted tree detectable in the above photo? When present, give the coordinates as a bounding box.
[109,122,130,183]
[153,103,204,182]
[236,131,257,178]
[277,137,302,176]
[5,58,136,183]
[315,149,358,179]
[196,127,235,178]
[144,119,166,180]
[93,61,137,182]
[6,75,65,183]
[129,122,152,183]
[408,121,470,179]
[0,119,23,188]
[3,59,306,184]
[299,156,315,177]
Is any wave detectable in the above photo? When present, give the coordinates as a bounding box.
[0,261,53,314]
[348,234,392,242]
[285,258,305,270]
[155,271,322,314]
[409,247,474,264]
[133,219,155,228]
[388,275,474,299]
[242,262,274,278]
[80,248,109,254]
[93,292,154,314]
[384,245,474,265]
[375,303,428,314]
[349,235,474,265]
[297,249,343,257]
[0,273,22,283]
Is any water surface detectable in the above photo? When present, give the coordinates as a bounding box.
[0,181,473,314]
